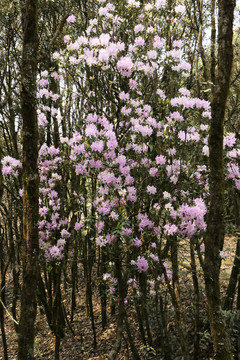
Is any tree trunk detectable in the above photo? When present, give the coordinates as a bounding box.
[17,0,39,359]
[204,1,235,359]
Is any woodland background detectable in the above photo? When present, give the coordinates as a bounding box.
[0,0,240,359]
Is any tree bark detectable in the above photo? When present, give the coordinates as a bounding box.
[17,0,39,359]
[204,1,235,359]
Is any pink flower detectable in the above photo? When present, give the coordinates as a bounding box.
[99,33,111,46]
[153,36,164,49]
[132,238,142,247]
[129,79,137,89]
[149,167,158,177]
[97,221,105,233]
[224,133,236,148]
[39,78,48,87]
[116,155,126,167]
[134,24,144,33]
[67,15,76,23]
[121,106,132,116]
[91,140,104,152]
[170,111,184,122]
[147,185,157,195]
[49,245,62,259]
[202,145,209,157]
[110,211,119,220]
[135,36,145,46]
[173,40,183,48]
[117,56,134,77]
[122,227,132,236]
[155,0,166,8]
[75,222,83,230]
[39,206,48,216]
[179,87,190,97]
[86,124,97,137]
[164,223,178,236]
[98,48,110,63]
[175,5,186,13]
[38,112,48,127]
[41,70,48,77]
[147,50,157,59]
[96,236,108,247]
[119,91,129,100]
[156,155,166,165]
[136,256,149,272]
[2,165,12,175]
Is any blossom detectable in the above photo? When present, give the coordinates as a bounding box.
[39,206,48,216]
[2,165,12,175]
[38,112,48,127]
[147,185,157,195]
[129,79,137,89]
[179,87,190,97]
[91,140,104,152]
[156,155,166,165]
[132,238,142,247]
[153,36,164,49]
[122,227,132,236]
[99,48,110,62]
[170,111,184,122]
[202,145,209,157]
[173,40,183,48]
[103,273,111,281]
[224,133,236,148]
[155,0,166,8]
[147,50,157,59]
[99,33,111,46]
[39,78,48,87]
[134,24,144,33]
[149,167,158,177]
[41,70,48,77]
[61,229,71,238]
[127,0,140,7]
[220,251,227,260]
[164,223,178,235]
[49,245,62,259]
[117,56,134,77]
[156,89,166,99]
[135,256,149,272]
[96,235,108,247]
[75,222,83,230]
[121,106,132,115]
[119,91,129,100]
[86,124,97,137]
[110,211,119,220]
[175,5,186,13]
[67,15,76,23]
[135,36,145,46]
[2,156,22,176]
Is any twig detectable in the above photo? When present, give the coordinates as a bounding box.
[0,298,19,326]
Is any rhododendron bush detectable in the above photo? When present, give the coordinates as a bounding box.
[1,0,238,358]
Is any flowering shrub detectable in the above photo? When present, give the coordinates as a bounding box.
[2,0,239,304]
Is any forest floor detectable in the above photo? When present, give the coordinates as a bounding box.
[0,235,237,360]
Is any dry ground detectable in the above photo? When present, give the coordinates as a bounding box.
[0,236,238,360]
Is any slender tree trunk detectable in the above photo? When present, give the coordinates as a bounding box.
[170,236,189,360]
[17,0,39,359]
[190,240,200,360]
[211,0,216,89]
[204,1,235,359]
